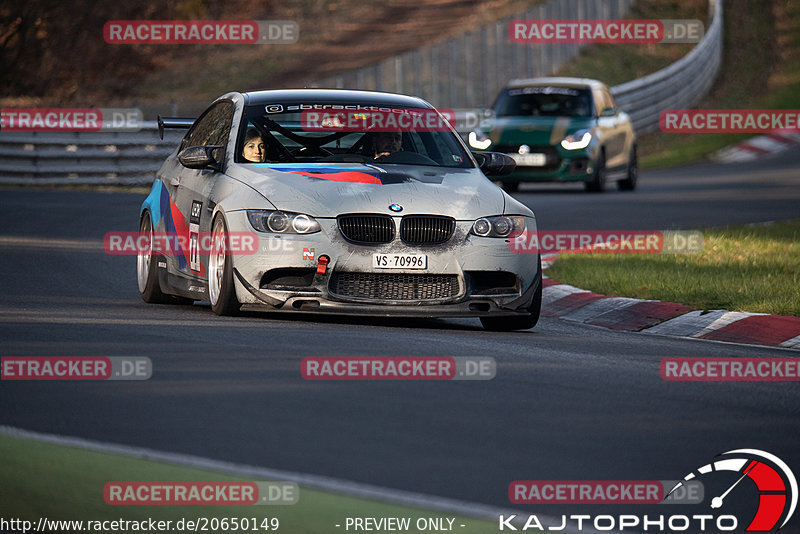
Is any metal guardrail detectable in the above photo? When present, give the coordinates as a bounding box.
[612,0,723,134]
[0,126,183,185]
[0,0,723,185]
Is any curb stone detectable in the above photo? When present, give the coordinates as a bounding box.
[540,254,800,350]
[711,132,800,163]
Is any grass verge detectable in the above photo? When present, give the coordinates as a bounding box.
[0,434,499,533]
[556,0,800,170]
[545,220,800,317]
[639,0,800,169]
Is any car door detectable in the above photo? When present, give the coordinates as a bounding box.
[593,87,627,169]
[167,100,234,281]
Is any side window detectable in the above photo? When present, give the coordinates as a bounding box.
[594,89,616,116]
[592,89,606,116]
[604,89,618,114]
[181,101,234,150]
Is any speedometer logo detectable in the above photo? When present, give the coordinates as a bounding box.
[665,449,797,531]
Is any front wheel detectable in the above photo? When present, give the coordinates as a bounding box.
[480,258,542,331]
[208,214,241,316]
[584,152,606,192]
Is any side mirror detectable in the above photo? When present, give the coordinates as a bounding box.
[178,145,223,170]
[600,107,617,117]
[473,151,516,177]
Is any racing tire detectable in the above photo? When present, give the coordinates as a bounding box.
[137,211,171,303]
[584,152,606,192]
[208,214,241,316]
[617,146,638,191]
[137,212,194,305]
[480,257,542,332]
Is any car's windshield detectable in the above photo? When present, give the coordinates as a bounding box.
[493,87,594,118]
[238,104,473,168]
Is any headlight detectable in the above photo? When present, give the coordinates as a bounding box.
[247,210,321,234]
[471,215,526,238]
[560,130,592,150]
[468,131,492,150]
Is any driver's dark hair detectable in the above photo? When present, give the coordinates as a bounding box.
[244,127,264,145]
[361,131,402,155]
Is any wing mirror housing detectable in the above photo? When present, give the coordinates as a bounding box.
[178,145,223,170]
[473,151,516,177]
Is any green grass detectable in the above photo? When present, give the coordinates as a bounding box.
[556,0,800,170]
[640,0,800,169]
[0,434,500,533]
[556,0,708,87]
[545,220,800,317]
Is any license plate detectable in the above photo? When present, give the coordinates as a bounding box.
[373,254,427,269]
[510,153,546,166]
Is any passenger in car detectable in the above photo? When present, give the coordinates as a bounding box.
[242,128,267,162]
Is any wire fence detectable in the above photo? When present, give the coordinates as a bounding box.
[314,0,636,110]
[0,0,723,184]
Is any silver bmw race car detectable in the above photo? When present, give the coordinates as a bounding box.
[137,89,542,331]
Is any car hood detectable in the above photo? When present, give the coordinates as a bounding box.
[228,162,508,218]
[485,116,595,147]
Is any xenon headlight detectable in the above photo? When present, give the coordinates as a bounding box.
[468,131,492,150]
[247,210,321,234]
[560,130,592,150]
[471,215,526,238]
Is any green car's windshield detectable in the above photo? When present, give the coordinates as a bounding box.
[238,104,473,168]
[493,87,594,118]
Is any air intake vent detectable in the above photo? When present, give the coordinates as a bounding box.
[330,272,460,301]
[337,214,395,244]
[400,215,456,245]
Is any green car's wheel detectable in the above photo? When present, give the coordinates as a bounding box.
[617,146,638,191]
[585,152,607,192]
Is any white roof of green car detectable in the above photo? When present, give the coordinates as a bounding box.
[506,77,609,91]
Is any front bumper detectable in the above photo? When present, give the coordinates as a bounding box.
[491,144,598,182]
[507,155,594,182]
[228,211,541,318]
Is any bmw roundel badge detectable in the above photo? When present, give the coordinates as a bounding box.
[389,204,403,212]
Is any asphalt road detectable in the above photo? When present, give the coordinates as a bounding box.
[1,149,799,525]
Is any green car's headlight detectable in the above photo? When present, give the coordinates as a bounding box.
[468,131,492,150]
[471,215,526,238]
[560,130,592,150]
[247,210,321,234]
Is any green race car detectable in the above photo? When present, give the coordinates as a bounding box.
[469,77,638,192]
